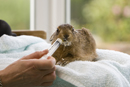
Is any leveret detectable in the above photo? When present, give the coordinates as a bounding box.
[50,24,97,66]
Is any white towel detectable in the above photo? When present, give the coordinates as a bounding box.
[0,34,50,69]
[0,35,130,87]
[55,49,130,87]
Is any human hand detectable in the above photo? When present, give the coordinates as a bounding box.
[0,49,56,87]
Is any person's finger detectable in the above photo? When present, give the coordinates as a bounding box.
[41,82,53,86]
[28,66,56,76]
[22,49,48,59]
[42,71,56,82]
[41,67,56,76]
[23,71,56,86]
[19,56,56,72]
[33,57,56,69]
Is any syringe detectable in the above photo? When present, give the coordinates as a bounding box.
[41,38,63,59]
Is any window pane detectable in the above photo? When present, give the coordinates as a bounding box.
[0,0,30,30]
[71,0,130,54]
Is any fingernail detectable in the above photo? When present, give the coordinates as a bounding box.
[52,58,56,64]
[47,56,51,59]
[47,57,56,64]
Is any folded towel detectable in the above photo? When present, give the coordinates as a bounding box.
[0,35,130,87]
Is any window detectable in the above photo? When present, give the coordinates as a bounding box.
[0,0,67,41]
[71,0,130,54]
[0,0,30,30]
[31,0,67,41]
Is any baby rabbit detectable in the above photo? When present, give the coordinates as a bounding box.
[50,24,97,66]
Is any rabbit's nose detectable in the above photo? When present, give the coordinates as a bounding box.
[63,35,69,41]
[64,35,69,38]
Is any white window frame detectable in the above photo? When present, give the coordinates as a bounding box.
[30,0,70,41]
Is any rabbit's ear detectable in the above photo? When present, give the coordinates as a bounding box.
[82,27,91,36]
[50,32,56,42]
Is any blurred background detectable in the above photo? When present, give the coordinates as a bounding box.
[0,0,30,30]
[0,0,130,54]
[71,0,130,54]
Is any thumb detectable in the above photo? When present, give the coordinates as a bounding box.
[22,49,48,59]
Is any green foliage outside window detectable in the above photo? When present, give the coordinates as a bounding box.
[0,0,30,30]
[71,0,130,42]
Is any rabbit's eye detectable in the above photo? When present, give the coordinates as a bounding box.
[72,28,74,31]
[57,28,59,32]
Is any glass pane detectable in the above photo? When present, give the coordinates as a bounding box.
[0,0,30,30]
[71,0,130,54]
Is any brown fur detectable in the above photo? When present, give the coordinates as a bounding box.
[50,24,97,66]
